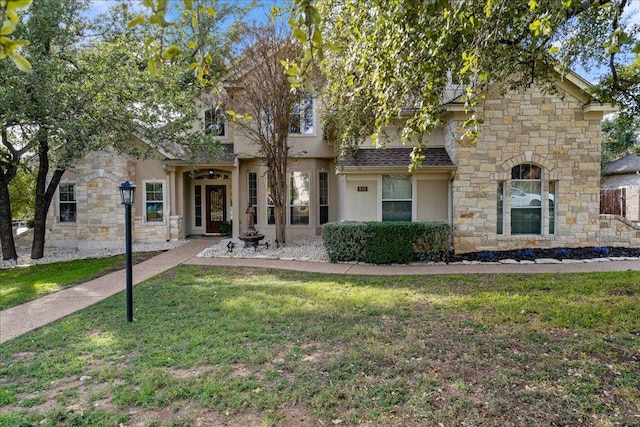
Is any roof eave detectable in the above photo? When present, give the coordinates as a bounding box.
[337,165,456,174]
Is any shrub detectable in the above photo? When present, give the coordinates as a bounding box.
[477,251,495,261]
[321,222,369,263]
[322,221,451,264]
[219,221,232,236]
[515,248,535,258]
[591,247,610,257]
[554,248,572,258]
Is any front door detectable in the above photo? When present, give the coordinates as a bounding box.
[206,185,226,233]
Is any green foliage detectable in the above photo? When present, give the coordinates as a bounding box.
[601,114,640,170]
[322,221,451,264]
[321,221,369,263]
[219,220,232,236]
[7,166,35,219]
[317,0,640,166]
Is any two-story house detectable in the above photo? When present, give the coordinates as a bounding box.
[43,69,640,254]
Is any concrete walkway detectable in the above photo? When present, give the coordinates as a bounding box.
[0,238,214,344]
[2,239,640,343]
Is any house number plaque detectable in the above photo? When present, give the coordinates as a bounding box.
[357,186,368,192]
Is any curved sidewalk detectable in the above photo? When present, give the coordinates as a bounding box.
[0,238,214,344]
[2,240,639,343]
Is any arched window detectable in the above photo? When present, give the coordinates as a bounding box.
[497,163,556,235]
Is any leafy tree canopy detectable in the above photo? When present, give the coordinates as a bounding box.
[601,114,640,169]
[312,0,639,166]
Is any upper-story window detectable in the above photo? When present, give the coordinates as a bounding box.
[289,95,314,135]
[204,107,225,137]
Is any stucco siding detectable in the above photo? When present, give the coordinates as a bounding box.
[416,177,449,221]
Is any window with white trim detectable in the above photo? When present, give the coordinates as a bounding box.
[59,183,76,222]
[382,175,412,221]
[204,107,225,136]
[497,164,556,235]
[319,172,329,225]
[289,95,314,135]
[144,181,164,222]
[289,171,310,225]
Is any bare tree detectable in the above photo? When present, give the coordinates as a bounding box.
[226,26,303,244]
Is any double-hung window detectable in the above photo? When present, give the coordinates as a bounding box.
[382,175,412,221]
[145,181,164,222]
[289,95,314,135]
[290,171,310,225]
[497,163,556,235]
[59,183,76,222]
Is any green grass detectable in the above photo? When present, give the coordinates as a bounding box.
[1,266,639,426]
[0,252,160,310]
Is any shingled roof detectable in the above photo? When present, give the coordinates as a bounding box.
[603,153,640,176]
[339,147,454,169]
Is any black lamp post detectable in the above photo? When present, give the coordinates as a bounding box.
[118,180,136,322]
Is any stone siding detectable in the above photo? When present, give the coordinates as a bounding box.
[598,214,640,247]
[45,149,182,250]
[449,86,604,253]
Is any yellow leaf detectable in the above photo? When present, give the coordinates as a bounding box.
[1,19,17,36]
[148,58,157,76]
[292,27,307,43]
[11,53,32,73]
[204,6,216,17]
[127,16,146,29]
[6,0,32,12]
[187,41,198,49]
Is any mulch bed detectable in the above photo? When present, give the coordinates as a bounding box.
[450,246,640,263]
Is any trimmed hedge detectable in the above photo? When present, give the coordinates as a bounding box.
[322,221,452,264]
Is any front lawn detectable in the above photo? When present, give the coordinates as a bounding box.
[0,252,161,310]
[1,266,639,426]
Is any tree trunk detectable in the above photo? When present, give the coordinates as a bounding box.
[0,173,17,260]
[31,132,64,259]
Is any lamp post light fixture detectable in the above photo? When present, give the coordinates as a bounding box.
[118,180,136,322]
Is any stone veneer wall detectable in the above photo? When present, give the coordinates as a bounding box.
[598,214,640,247]
[449,86,603,253]
[45,150,182,250]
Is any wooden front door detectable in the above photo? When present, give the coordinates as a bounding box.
[206,185,226,233]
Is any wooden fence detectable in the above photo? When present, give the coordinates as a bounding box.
[600,188,626,216]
